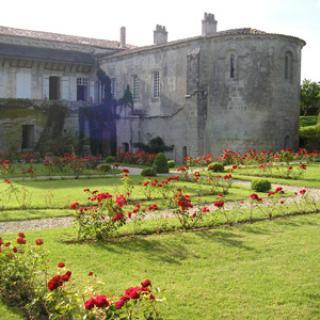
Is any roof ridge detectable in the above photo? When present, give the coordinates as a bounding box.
[0,25,136,49]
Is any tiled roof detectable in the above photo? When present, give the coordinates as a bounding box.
[218,28,267,35]
[101,27,305,60]
[0,43,95,64]
[0,25,135,50]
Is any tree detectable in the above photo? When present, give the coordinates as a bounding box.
[300,79,320,116]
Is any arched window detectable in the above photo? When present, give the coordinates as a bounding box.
[230,54,235,78]
[284,52,293,81]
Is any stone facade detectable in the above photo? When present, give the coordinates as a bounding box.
[0,14,305,161]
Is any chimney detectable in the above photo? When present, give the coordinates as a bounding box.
[120,26,126,48]
[153,25,168,45]
[202,13,217,36]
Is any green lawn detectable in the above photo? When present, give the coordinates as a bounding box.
[232,162,320,188]
[0,176,260,221]
[2,213,320,319]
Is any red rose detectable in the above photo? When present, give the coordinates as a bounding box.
[94,295,109,308]
[201,207,210,213]
[48,275,63,291]
[16,237,26,245]
[114,296,129,309]
[18,232,25,238]
[84,297,95,310]
[112,213,125,222]
[125,287,141,299]
[141,279,152,288]
[148,204,158,211]
[69,201,79,210]
[61,271,72,282]
[115,195,127,208]
[13,247,18,253]
[122,168,129,173]
[35,239,43,246]
[214,200,224,208]
[57,262,65,268]
[275,187,284,193]
[299,188,307,195]
[88,272,94,276]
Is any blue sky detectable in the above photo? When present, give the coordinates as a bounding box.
[1,0,319,81]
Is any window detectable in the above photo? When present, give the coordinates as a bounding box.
[284,52,293,81]
[16,71,31,99]
[77,77,88,101]
[230,54,235,79]
[49,76,60,100]
[153,71,160,98]
[132,75,140,102]
[110,78,116,98]
[21,125,34,150]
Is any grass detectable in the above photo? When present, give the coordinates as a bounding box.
[231,162,320,188]
[0,176,261,221]
[2,213,320,319]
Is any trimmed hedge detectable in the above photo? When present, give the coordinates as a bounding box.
[167,160,175,168]
[207,162,224,172]
[251,179,272,192]
[153,153,169,173]
[141,167,157,177]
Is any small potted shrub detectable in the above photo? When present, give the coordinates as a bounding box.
[141,167,157,177]
[251,179,272,192]
[167,160,175,168]
[207,162,224,172]
[153,153,169,173]
[96,163,112,173]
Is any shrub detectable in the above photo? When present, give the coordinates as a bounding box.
[105,155,114,163]
[141,167,157,177]
[167,160,175,168]
[153,153,169,173]
[207,162,224,172]
[251,179,272,192]
[0,233,162,319]
[96,163,112,173]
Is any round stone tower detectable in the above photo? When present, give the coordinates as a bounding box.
[203,28,306,154]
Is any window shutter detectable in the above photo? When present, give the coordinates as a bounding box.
[61,76,70,100]
[43,75,49,99]
[89,80,95,102]
[0,70,3,98]
[70,77,77,101]
[16,71,31,99]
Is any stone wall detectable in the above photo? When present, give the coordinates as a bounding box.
[203,35,304,155]
[101,32,304,161]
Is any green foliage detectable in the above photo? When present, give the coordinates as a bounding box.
[153,153,169,174]
[105,156,115,163]
[167,160,175,168]
[120,85,134,109]
[299,115,318,127]
[141,167,157,177]
[300,79,320,116]
[299,124,320,137]
[207,162,224,172]
[251,179,272,192]
[96,163,112,173]
[134,137,173,154]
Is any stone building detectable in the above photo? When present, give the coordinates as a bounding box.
[0,13,305,161]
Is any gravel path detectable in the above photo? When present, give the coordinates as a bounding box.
[0,172,319,234]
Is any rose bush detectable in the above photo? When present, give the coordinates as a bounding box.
[0,233,163,320]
